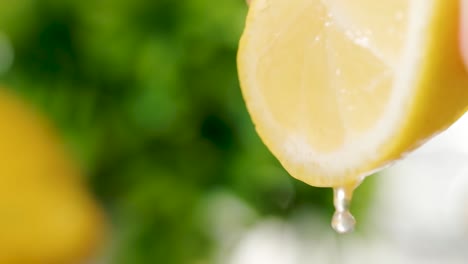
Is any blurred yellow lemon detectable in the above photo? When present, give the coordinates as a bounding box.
[238,0,468,187]
[0,89,105,263]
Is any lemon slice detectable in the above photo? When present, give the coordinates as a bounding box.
[238,0,468,188]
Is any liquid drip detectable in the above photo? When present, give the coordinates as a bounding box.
[331,181,361,234]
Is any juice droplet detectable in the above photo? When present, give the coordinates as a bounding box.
[331,181,361,234]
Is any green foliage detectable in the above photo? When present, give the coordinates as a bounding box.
[0,1,371,263]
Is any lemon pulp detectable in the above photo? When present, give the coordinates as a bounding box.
[238,0,468,187]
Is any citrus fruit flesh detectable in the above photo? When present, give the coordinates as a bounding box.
[238,0,468,187]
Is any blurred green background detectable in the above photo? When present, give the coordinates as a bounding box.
[0,0,374,263]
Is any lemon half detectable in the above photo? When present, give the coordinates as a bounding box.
[238,0,468,187]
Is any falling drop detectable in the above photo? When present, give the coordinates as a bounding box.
[331,181,361,234]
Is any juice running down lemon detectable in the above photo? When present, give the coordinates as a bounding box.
[238,0,468,233]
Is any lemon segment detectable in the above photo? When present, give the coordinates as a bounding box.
[238,0,468,187]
